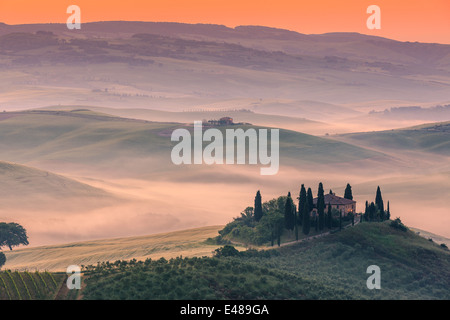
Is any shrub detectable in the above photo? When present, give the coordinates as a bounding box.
[390,218,408,232]
[214,245,240,258]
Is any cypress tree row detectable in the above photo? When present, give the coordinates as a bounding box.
[254,190,263,222]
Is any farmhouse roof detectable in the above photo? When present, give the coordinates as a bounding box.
[313,193,356,206]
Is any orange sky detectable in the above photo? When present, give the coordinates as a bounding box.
[0,0,449,43]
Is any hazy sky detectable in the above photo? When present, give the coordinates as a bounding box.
[0,0,449,44]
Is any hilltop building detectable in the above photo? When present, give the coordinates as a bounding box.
[312,193,356,215]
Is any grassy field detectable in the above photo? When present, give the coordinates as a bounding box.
[3,226,226,272]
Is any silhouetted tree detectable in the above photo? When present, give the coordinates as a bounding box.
[302,197,311,235]
[307,188,314,213]
[369,202,376,221]
[298,185,306,226]
[344,183,353,200]
[284,192,295,231]
[0,222,29,251]
[254,190,263,222]
[386,201,390,220]
[375,186,384,220]
[327,204,332,229]
[317,183,325,231]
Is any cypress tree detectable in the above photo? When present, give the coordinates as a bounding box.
[298,185,306,226]
[254,190,263,222]
[386,201,390,220]
[364,201,369,221]
[317,182,325,231]
[344,183,353,200]
[327,204,332,229]
[284,192,295,231]
[307,188,314,214]
[302,196,310,235]
[369,202,376,221]
[375,186,384,220]
[339,210,342,230]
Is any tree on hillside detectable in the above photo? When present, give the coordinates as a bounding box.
[298,185,306,226]
[386,201,391,220]
[327,204,332,229]
[302,197,311,235]
[364,201,369,221]
[369,202,376,221]
[344,183,353,200]
[0,222,29,251]
[284,192,295,231]
[375,186,384,220]
[329,189,333,194]
[254,190,263,222]
[307,188,314,214]
[317,183,325,231]
[259,211,284,247]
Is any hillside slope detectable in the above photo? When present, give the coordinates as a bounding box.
[333,121,450,156]
[0,160,113,208]
[3,226,224,271]
[0,110,385,177]
[80,222,450,300]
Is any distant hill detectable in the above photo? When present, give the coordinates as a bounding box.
[0,21,449,109]
[333,121,450,156]
[0,109,384,178]
[0,160,112,205]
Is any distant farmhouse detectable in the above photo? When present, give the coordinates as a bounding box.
[205,117,234,126]
[312,193,356,216]
[203,117,251,126]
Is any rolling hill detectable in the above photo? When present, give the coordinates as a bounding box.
[0,160,113,206]
[79,221,450,300]
[3,221,449,300]
[3,225,224,272]
[0,22,449,112]
[333,121,450,156]
[0,109,385,177]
